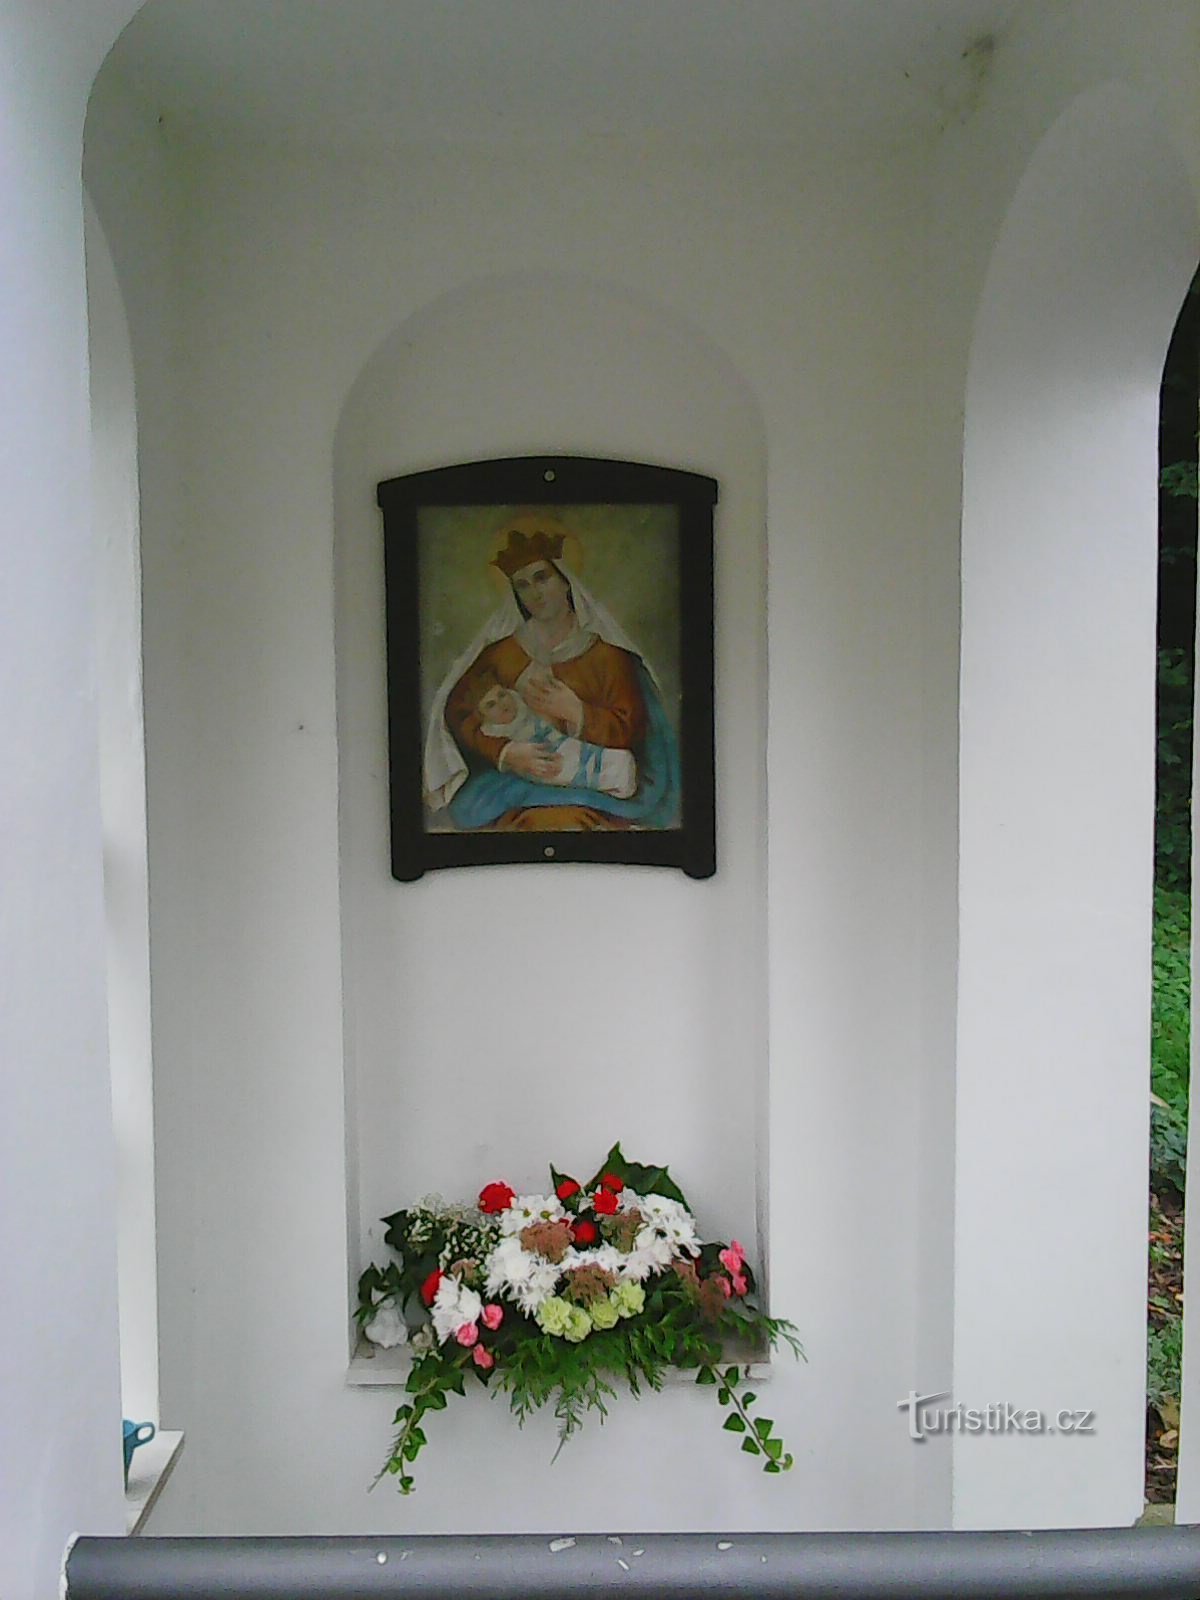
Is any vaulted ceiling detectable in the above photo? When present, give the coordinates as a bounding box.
[101,0,1023,155]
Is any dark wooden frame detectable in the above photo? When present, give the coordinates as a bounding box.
[377,455,717,880]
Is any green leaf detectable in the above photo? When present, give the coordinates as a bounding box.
[741,1437,761,1454]
[723,1413,746,1433]
[717,1387,730,1404]
[723,1367,739,1384]
[754,1417,773,1440]
[781,1454,794,1470]
[584,1143,688,1206]
[695,1366,717,1386]
[742,1392,757,1407]
[764,1438,783,1461]
[763,1460,782,1474]
[425,1390,448,1410]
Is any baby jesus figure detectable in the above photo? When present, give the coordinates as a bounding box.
[477,673,637,800]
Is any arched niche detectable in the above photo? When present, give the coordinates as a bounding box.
[954,83,1199,1529]
[332,273,769,1316]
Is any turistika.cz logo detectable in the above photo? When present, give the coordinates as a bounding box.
[897,1391,1096,1441]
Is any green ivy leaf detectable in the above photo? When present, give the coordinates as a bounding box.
[755,1417,773,1440]
[723,1413,746,1433]
[742,1392,756,1407]
[717,1387,730,1405]
[764,1438,783,1461]
[763,1460,782,1474]
[741,1437,761,1454]
[695,1366,717,1386]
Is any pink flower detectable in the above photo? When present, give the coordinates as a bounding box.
[718,1276,732,1297]
[481,1304,503,1331]
[730,1272,749,1297]
[455,1322,479,1347]
[472,1345,495,1371]
[719,1240,746,1274]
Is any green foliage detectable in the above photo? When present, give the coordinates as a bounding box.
[583,1142,687,1206]
[701,1363,794,1473]
[1148,1318,1184,1410]
[1156,651,1194,895]
[1151,887,1190,1121]
[1161,461,1199,500]
[1150,1103,1188,1198]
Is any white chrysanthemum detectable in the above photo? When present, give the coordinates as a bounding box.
[637,1193,700,1256]
[363,1300,407,1349]
[565,1243,625,1276]
[498,1194,566,1235]
[484,1237,563,1312]
[431,1277,482,1343]
[485,1235,535,1291]
[509,1260,561,1314]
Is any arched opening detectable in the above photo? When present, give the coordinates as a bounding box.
[1145,268,1198,1511]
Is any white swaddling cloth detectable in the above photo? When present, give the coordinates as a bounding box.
[479,681,637,801]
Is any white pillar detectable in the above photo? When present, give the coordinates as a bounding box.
[955,84,1197,1529]
[0,7,144,1598]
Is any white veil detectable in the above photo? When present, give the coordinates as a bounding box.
[423,562,654,811]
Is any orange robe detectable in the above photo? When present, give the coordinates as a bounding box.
[444,635,647,832]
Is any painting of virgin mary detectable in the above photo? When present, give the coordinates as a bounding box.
[423,513,681,833]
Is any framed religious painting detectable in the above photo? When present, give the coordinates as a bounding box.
[377,455,717,879]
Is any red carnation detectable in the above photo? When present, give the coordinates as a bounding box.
[593,1188,619,1216]
[571,1219,598,1246]
[478,1181,516,1214]
[600,1172,624,1194]
[420,1268,442,1307]
[556,1179,581,1201]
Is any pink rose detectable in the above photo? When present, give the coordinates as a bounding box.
[455,1322,479,1347]
[481,1304,503,1331]
[719,1241,745,1274]
[730,1271,749,1297]
[473,1345,495,1371]
[718,1276,732,1297]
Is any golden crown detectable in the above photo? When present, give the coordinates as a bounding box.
[491,523,567,578]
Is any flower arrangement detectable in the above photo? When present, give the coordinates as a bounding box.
[356,1144,802,1493]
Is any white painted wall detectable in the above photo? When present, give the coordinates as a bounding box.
[954,78,1197,1528]
[335,274,767,1308]
[78,0,1200,1542]
[84,124,953,1533]
[87,194,161,1429]
[922,0,1200,1529]
[0,6,144,1599]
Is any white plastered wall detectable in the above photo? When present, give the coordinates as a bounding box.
[82,118,952,1532]
[336,275,767,1290]
[0,7,144,1600]
[79,0,1200,1541]
[87,193,160,1429]
[954,78,1198,1528]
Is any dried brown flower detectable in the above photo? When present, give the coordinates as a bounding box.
[672,1259,701,1299]
[563,1264,618,1306]
[519,1220,572,1264]
[698,1272,732,1323]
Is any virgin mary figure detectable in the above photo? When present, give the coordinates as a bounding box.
[423,515,680,832]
